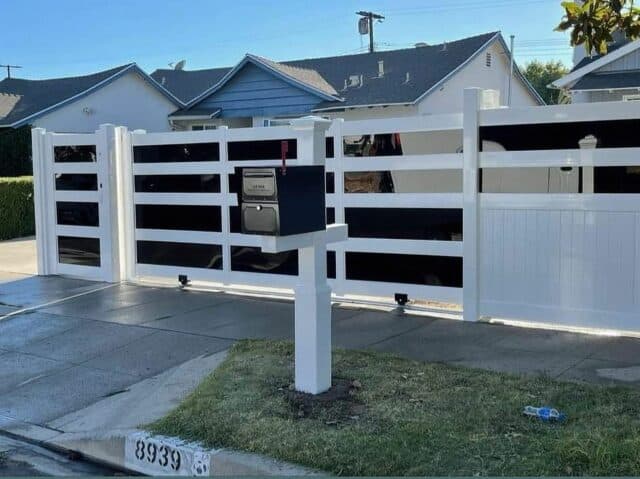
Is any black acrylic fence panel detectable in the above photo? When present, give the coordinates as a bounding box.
[133,143,220,162]
[137,241,222,269]
[345,208,462,241]
[55,174,98,191]
[54,145,96,163]
[56,202,99,227]
[136,205,222,232]
[346,252,462,287]
[134,174,220,193]
[228,139,296,161]
[58,236,101,267]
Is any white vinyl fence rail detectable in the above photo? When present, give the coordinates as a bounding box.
[31,88,640,334]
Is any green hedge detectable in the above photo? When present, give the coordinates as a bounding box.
[0,176,35,240]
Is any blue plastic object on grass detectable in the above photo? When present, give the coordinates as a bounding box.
[523,405,566,422]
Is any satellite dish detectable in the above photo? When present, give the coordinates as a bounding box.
[174,60,186,70]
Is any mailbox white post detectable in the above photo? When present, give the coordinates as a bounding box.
[258,116,347,394]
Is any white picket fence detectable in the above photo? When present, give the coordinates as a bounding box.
[31,88,640,333]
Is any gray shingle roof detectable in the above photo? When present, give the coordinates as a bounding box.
[249,54,339,97]
[572,70,640,90]
[0,64,132,127]
[151,67,231,104]
[155,31,504,110]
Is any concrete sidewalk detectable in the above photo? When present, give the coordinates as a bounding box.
[2,275,640,473]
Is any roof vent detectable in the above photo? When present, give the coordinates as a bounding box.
[348,74,362,88]
[161,76,166,85]
[414,42,428,48]
[441,42,448,52]
[377,60,384,78]
[404,72,411,84]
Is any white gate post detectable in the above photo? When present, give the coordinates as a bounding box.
[114,126,136,281]
[96,124,120,282]
[291,116,333,394]
[462,88,482,321]
[31,127,50,275]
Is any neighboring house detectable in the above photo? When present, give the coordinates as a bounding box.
[552,37,640,103]
[152,31,543,131]
[0,64,182,132]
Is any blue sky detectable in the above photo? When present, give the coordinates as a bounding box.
[2,0,573,80]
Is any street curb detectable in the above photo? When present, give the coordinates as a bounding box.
[0,420,320,476]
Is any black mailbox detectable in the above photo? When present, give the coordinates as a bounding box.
[241,166,326,236]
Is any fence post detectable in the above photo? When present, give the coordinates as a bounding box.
[114,126,136,281]
[96,124,119,282]
[462,88,482,321]
[31,127,49,275]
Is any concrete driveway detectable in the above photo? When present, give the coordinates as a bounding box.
[1,274,640,430]
[0,237,37,278]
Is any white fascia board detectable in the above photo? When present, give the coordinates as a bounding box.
[552,39,640,89]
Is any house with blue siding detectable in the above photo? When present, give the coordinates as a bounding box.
[153,31,543,131]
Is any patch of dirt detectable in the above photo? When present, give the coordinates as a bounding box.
[281,378,366,424]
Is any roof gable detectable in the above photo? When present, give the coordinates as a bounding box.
[187,54,342,108]
[192,62,333,118]
[0,64,183,128]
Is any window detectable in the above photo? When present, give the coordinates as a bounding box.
[191,124,217,130]
[263,118,295,127]
[623,94,640,101]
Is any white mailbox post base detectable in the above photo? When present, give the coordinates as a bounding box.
[260,224,348,394]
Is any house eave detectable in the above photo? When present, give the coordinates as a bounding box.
[552,39,640,89]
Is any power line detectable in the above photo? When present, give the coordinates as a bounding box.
[383,0,553,15]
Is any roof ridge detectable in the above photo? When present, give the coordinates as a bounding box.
[4,63,135,83]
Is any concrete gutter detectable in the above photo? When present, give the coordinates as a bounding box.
[0,351,319,476]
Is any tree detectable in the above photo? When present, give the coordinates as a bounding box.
[556,0,640,55]
[523,60,570,104]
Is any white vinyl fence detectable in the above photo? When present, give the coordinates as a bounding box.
[31,88,640,334]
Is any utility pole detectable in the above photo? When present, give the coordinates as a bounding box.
[0,65,22,79]
[356,11,385,53]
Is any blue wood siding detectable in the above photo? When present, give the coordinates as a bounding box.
[197,63,325,118]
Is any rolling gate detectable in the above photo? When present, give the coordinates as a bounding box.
[31,89,640,333]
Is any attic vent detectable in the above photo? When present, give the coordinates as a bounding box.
[485,52,492,67]
[414,42,428,48]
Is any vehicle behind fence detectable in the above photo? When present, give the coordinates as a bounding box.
[31,88,640,334]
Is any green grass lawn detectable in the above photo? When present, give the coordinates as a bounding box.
[150,340,640,476]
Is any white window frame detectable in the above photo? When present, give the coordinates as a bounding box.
[191,124,217,131]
